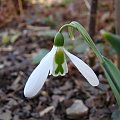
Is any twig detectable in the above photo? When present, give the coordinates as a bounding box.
[114,0,120,69]
[18,0,24,17]
[83,0,90,10]
[88,0,98,38]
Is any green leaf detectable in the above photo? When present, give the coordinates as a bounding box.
[32,49,50,64]
[101,30,120,55]
[102,57,120,106]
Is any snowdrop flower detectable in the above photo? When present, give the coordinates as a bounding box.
[24,32,99,98]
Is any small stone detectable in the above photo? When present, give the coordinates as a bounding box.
[66,100,88,119]
[0,110,12,120]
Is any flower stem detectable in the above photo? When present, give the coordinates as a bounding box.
[59,24,76,32]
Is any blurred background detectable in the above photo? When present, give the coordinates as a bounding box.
[0,0,119,120]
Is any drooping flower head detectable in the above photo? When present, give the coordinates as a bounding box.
[24,32,99,98]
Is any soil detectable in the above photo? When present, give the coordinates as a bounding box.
[0,0,117,120]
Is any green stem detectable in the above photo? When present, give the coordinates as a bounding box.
[59,24,76,32]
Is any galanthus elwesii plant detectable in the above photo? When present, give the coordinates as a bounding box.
[24,32,99,98]
[24,21,120,108]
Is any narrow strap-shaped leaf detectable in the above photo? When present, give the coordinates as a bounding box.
[102,56,120,106]
[104,69,120,106]
[103,57,120,89]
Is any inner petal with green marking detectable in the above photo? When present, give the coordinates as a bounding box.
[55,48,64,74]
[52,47,68,76]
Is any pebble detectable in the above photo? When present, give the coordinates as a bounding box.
[66,99,88,119]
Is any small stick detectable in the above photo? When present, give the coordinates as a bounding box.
[114,0,120,69]
[84,0,90,10]
[88,0,98,38]
[18,0,24,17]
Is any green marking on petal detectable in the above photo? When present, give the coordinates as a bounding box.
[55,65,64,74]
[54,48,64,74]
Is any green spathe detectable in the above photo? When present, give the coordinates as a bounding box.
[54,32,64,46]
[54,49,65,74]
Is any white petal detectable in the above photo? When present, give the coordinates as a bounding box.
[64,49,99,86]
[24,46,57,98]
